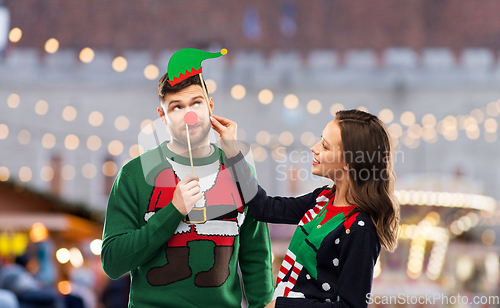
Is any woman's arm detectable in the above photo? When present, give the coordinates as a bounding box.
[226,152,327,224]
[248,185,327,224]
[210,116,327,224]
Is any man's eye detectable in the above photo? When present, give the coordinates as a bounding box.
[193,101,202,106]
[172,106,181,111]
[323,143,327,149]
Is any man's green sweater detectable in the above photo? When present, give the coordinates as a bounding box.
[101,141,273,307]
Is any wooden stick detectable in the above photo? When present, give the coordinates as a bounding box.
[185,123,194,174]
[198,73,212,117]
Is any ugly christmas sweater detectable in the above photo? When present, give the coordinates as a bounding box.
[101,141,273,308]
[226,153,381,308]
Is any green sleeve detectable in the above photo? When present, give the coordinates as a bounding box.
[101,169,185,279]
[238,208,274,308]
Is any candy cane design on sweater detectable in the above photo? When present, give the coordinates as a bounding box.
[274,189,360,299]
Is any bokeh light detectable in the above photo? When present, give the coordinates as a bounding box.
[0,124,8,139]
[256,131,271,146]
[482,229,496,246]
[18,130,31,145]
[378,109,394,124]
[56,248,70,264]
[388,123,403,139]
[330,103,345,117]
[9,28,22,43]
[401,111,416,127]
[61,165,76,180]
[422,114,437,128]
[307,100,322,114]
[7,93,20,109]
[300,131,316,147]
[129,144,144,158]
[65,134,79,150]
[88,111,104,127]
[90,239,102,256]
[144,64,159,80]
[0,167,10,182]
[29,223,48,243]
[69,247,84,268]
[62,106,77,121]
[279,131,294,146]
[231,85,246,100]
[35,100,49,115]
[112,56,128,72]
[252,146,268,162]
[79,48,95,63]
[58,281,71,295]
[484,118,498,133]
[258,89,273,104]
[102,161,118,177]
[283,94,299,109]
[108,140,124,156]
[45,38,59,54]
[205,79,217,94]
[114,116,130,131]
[40,166,54,182]
[82,163,97,179]
[470,108,484,124]
[86,135,102,151]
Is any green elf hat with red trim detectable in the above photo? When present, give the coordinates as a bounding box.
[167,48,227,86]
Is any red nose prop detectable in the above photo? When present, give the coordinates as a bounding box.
[184,111,198,126]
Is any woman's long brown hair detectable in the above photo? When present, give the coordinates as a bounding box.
[333,109,401,252]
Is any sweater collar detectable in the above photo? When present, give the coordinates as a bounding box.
[320,194,356,225]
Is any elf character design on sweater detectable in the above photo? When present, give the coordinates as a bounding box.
[144,148,245,287]
[273,189,361,299]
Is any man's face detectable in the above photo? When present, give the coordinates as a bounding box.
[159,85,214,148]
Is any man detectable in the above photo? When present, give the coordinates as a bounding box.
[101,74,273,307]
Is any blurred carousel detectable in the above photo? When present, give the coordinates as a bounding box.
[370,172,499,307]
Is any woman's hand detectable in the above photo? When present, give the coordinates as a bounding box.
[210,115,239,158]
[264,299,276,308]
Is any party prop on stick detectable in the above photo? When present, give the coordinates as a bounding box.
[184,111,199,174]
[167,48,227,117]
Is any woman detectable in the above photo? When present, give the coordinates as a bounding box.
[211,109,400,308]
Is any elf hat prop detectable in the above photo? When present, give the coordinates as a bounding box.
[167,48,227,86]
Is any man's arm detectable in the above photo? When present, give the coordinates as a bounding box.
[238,208,274,308]
[101,169,186,279]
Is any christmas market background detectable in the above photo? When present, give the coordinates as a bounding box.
[1,1,500,307]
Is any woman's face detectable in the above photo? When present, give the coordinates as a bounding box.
[310,120,347,180]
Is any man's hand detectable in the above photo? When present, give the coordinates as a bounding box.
[264,299,276,308]
[210,115,239,158]
[172,174,203,216]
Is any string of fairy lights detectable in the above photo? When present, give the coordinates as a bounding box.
[2,26,500,183]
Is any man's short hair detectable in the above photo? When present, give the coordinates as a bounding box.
[158,73,207,104]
